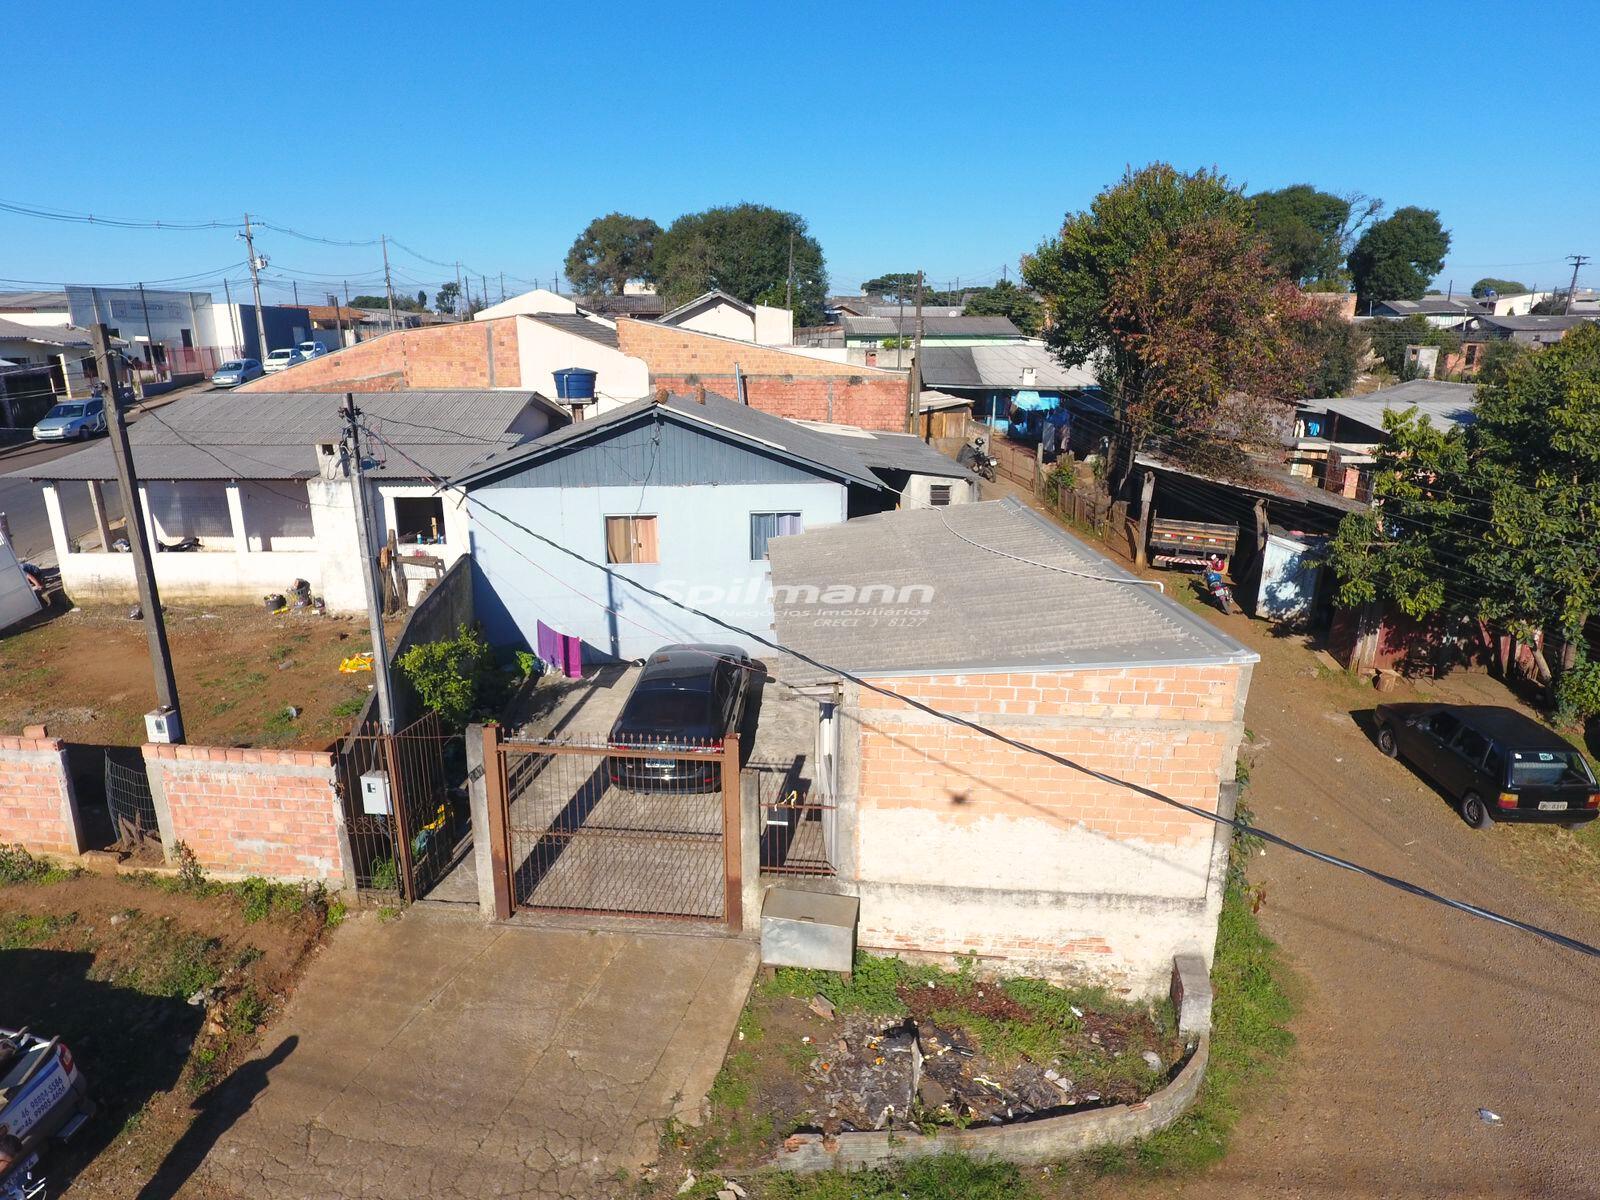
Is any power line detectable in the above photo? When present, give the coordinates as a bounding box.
[361,424,1600,964]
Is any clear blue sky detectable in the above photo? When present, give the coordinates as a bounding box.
[6,0,1596,303]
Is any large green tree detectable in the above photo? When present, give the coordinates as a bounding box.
[1023,163,1316,487]
[1348,206,1451,309]
[654,204,826,324]
[564,212,661,296]
[1471,277,1527,298]
[962,280,1044,335]
[1250,185,1350,287]
[1329,324,1600,686]
[860,273,923,300]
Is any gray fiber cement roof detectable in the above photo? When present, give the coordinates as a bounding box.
[22,389,549,483]
[768,497,1255,681]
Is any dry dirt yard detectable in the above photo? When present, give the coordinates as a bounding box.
[0,604,384,749]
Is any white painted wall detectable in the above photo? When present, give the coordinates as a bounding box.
[675,303,757,342]
[754,304,793,346]
[470,480,847,659]
[475,289,577,321]
[513,314,650,414]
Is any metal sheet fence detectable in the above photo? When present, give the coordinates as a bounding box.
[499,733,737,921]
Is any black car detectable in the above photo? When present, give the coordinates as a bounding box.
[607,644,752,792]
[1374,703,1600,830]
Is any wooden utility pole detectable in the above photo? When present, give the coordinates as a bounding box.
[342,394,397,733]
[499,272,506,303]
[380,235,398,331]
[905,269,924,435]
[1564,254,1590,315]
[455,262,465,318]
[90,319,184,741]
[785,230,795,311]
[241,214,270,360]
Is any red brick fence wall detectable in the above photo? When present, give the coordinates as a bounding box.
[0,734,85,856]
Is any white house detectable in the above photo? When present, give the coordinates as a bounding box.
[454,390,976,661]
[30,388,566,612]
[657,290,794,346]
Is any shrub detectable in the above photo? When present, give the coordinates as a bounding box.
[395,623,493,729]
[1555,655,1600,729]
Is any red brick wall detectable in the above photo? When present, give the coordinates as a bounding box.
[617,319,909,431]
[144,744,346,883]
[0,735,82,856]
[237,319,521,394]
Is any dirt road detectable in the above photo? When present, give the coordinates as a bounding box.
[1120,607,1600,1199]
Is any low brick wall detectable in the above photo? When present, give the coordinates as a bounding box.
[0,735,83,855]
[772,1036,1208,1171]
[143,744,352,886]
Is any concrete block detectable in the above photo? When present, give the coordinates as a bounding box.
[761,887,858,973]
[1170,953,1213,1035]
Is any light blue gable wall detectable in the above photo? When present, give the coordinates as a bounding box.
[471,480,847,661]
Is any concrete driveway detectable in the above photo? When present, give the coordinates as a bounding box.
[186,908,756,1200]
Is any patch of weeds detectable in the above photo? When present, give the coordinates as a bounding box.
[174,841,208,892]
[188,1045,221,1095]
[370,857,399,892]
[267,643,295,663]
[708,1050,755,1112]
[123,918,224,999]
[226,985,267,1038]
[331,696,366,719]
[262,708,298,737]
[209,699,238,717]
[0,910,77,950]
[376,905,401,923]
[325,900,347,929]
[735,1005,763,1044]
[0,843,77,886]
[763,951,915,1016]
[236,670,269,688]
[759,1153,1034,1199]
[230,876,315,923]
[119,1103,149,1139]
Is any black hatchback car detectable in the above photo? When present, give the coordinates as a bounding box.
[1374,703,1599,829]
[607,644,752,792]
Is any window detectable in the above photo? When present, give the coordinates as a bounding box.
[1450,726,1489,764]
[180,328,193,349]
[606,514,659,564]
[393,496,446,545]
[750,512,803,560]
[1426,712,1460,741]
[928,484,953,507]
[1509,749,1595,788]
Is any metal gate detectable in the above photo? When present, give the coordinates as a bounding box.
[104,754,160,849]
[336,712,462,900]
[484,727,741,925]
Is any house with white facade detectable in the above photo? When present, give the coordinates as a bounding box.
[454,390,976,661]
[29,389,565,611]
[657,290,794,346]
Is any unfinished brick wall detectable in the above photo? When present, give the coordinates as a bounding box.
[237,318,521,394]
[842,664,1249,994]
[143,744,349,884]
[617,319,909,431]
[0,735,82,856]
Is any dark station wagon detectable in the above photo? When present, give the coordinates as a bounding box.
[607,644,752,792]
[1375,703,1600,830]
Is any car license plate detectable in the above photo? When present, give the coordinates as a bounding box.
[1538,800,1568,812]
[646,759,673,769]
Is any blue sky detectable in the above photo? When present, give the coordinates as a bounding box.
[6,0,1596,303]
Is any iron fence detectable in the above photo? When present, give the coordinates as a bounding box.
[746,759,836,877]
[498,732,738,922]
[336,712,460,899]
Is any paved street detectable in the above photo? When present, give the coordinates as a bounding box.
[170,909,756,1200]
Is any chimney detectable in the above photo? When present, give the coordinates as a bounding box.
[695,383,707,404]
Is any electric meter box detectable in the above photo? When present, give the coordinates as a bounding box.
[360,770,392,816]
[145,706,182,745]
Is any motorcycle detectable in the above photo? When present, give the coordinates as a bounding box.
[1203,555,1237,614]
[957,437,999,482]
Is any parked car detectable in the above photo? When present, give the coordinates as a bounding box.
[608,644,752,792]
[0,1026,94,1180]
[31,398,106,441]
[1374,703,1600,829]
[261,347,306,373]
[296,341,328,360]
[210,358,263,387]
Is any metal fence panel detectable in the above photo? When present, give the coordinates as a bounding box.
[104,755,159,848]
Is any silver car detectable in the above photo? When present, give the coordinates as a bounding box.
[32,398,107,441]
[262,347,307,373]
[211,358,263,387]
[296,341,328,360]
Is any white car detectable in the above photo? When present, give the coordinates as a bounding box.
[296,341,328,360]
[262,347,307,373]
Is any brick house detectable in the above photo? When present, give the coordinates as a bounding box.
[766,498,1255,996]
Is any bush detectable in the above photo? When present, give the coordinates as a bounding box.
[395,623,494,729]
[1555,656,1600,728]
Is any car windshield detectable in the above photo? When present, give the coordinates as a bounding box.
[1509,750,1595,788]
[46,403,85,418]
[268,350,293,359]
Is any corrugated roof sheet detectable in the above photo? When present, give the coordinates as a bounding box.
[1316,379,1479,434]
[768,498,1254,681]
[577,293,665,317]
[526,312,620,347]
[0,318,98,348]
[842,315,1022,338]
[0,291,69,312]
[1471,313,1593,332]
[21,389,550,483]
[918,344,1098,390]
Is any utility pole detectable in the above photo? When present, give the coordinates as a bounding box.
[1564,254,1590,315]
[455,262,465,318]
[222,278,243,358]
[90,318,184,741]
[341,393,397,733]
[481,274,489,313]
[136,282,158,383]
[242,213,270,360]
[292,280,300,308]
[896,287,906,370]
[786,230,795,311]
[906,269,925,435]
[499,272,506,303]
[380,234,398,331]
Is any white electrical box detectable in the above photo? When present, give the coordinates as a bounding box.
[360,770,392,817]
[145,707,182,744]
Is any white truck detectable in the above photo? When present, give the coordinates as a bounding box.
[0,1028,94,1197]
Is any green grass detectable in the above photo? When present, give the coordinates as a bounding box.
[331,696,367,719]
[0,843,78,886]
[761,950,950,1016]
[122,919,225,998]
[0,910,77,949]
[754,1154,1034,1200]
[226,984,267,1038]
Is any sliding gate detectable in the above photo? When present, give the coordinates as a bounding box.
[483,727,742,926]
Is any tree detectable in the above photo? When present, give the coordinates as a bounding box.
[1250,184,1351,286]
[1291,303,1363,396]
[653,204,826,324]
[435,281,462,315]
[416,290,428,309]
[1023,163,1315,488]
[962,280,1044,336]
[1472,277,1526,298]
[349,293,426,312]
[860,273,923,300]
[1367,315,1460,378]
[1328,324,1600,688]
[1348,206,1450,308]
[564,212,661,296]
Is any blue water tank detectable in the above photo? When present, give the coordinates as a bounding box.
[552,367,598,402]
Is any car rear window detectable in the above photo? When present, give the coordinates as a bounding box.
[1509,750,1595,788]
[621,686,712,731]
